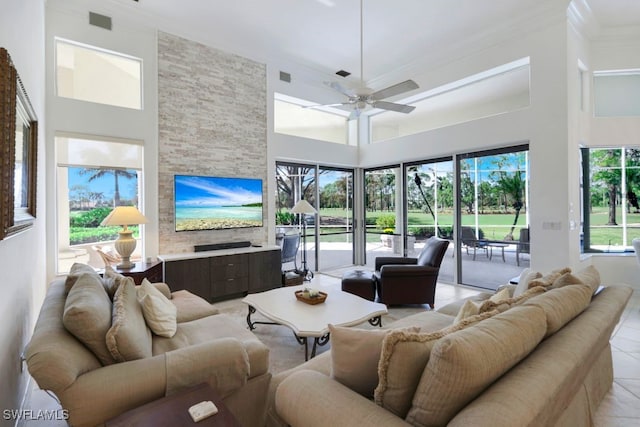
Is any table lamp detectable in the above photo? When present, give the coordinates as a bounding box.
[291,199,317,281]
[100,206,148,269]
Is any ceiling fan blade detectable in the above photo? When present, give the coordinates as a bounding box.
[371,80,419,100]
[373,101,416,114]
[325,81,356,97]
[303,103,347,109]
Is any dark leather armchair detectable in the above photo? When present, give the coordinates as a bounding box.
[374,236,450,308]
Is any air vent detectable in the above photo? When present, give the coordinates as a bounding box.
[279,71,291,83]
[336,70,351,78]
[89,12,112,30]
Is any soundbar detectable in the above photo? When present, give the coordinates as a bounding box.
[194,241,252,252]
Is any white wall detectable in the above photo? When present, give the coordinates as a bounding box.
[46,0,159,276]
[0,0,46,423]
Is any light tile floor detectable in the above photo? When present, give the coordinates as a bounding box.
[21,275,639,426]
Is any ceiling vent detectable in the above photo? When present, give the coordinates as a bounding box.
[89,12,112,30]
[279,71,291,83]
[336,70,351,78]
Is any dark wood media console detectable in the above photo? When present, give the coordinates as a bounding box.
[159,245,282,302]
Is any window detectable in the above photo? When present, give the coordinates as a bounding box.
[55,38,143,109]
[370,59,530,143]
[274,93,349,144]
[56,135,144,273]
[593,70,640,117]
[581,147,640,252]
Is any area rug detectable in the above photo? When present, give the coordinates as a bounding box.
[211,297,429,375]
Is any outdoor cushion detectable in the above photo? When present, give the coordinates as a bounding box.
[405,305,547,427]
[62,272,115,365]
[106,278,153,362]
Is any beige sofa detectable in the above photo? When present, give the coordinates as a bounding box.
[268,266,632,427]
[26,264,271,427]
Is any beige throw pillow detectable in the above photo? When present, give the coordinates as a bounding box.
[375,311,496,418]
[453,299,480,324]
[62,272,115,365]
[106,278,152,362]
[405,305,548,426]
[329,325,418,398]
[137,278,177,337]
[102,265,133,300]
[513,268,543,297]
[64,263,99,294]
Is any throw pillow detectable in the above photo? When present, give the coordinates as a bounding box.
[375,310,496,418]
[405,305,548,427]
[453,299,479,324]
[62,272,115,365]
[513,268,543,297]
[528,267,571,289]
[137,278,177,337]
[64,263,99,294]
[329,325,418,398]
[102,265,131,300]
[106,278,153,362]
[573,265,601,294]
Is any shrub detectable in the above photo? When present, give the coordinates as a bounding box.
[276,212,295,225]
[376,214,395,230]
[70,207,113,228]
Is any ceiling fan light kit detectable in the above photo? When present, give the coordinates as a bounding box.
[319,0,419,120]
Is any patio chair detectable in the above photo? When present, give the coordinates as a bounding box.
[460,226,488,260]
[516,228,530,266]
[280,232,300,273]
[374,236,449,308]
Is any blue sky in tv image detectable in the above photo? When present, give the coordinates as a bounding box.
[174,175,263,231]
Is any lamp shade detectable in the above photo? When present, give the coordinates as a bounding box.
[101,206,148,227]
[291,199,317,214]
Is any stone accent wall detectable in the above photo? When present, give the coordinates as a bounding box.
[158,32,267,253]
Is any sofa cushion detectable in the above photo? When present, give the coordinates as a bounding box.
[62,272,115,366]
[405,304,547,427]
[477,285,546,314]
[521,283,593,337]
[528,267,571,289]
[375,311,496,418]
[561,265,601,294]
[137,278,177,337]
[102,265,133,300]
[453,299,480,324]
[170,290,220,323]
[152,313,269,379]
[329,325,420,398]
[106,278,153,362]
[386,310,455,332]
[64,263,98,294]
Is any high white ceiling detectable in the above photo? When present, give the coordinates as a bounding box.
[107,0,639,88]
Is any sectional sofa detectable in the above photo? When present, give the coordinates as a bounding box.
[267,265,632,427]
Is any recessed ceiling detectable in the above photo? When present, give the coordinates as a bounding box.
[102,0,639,87]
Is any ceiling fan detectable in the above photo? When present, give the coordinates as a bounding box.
[313,0,420,120]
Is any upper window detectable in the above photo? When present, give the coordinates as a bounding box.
[593,70,640,117]
[55,38,143,110]
[274,93,349,144]
[370,59,530,143]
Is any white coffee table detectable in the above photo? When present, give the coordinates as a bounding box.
[242,284,388,360]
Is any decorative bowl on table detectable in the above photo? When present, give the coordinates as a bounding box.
[295,288,327,305]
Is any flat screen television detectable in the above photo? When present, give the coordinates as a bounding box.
[174,175,263,232]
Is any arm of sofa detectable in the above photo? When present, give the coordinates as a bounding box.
[276,370,411,427]
[164,338,250,399]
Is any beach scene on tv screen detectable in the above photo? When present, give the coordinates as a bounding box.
[175,175,263,231]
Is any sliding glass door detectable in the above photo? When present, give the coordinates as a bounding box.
[275,162,354,275]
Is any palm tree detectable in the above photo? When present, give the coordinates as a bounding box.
[78,168,137,207]
[497,169,525,240]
